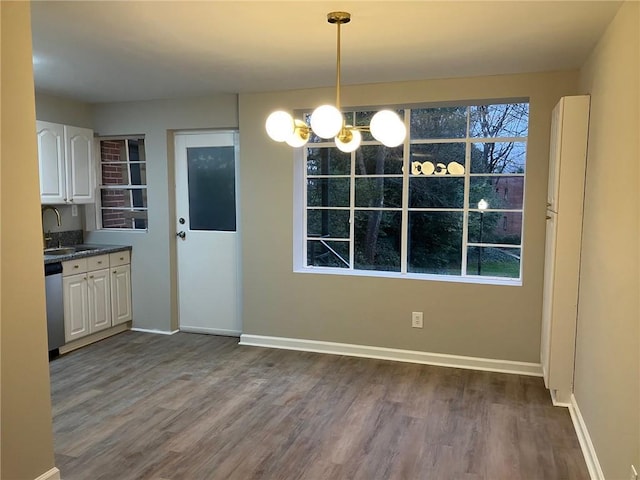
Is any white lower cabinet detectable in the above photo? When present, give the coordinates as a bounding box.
[63,272,90,342]
[111,264,132,325]
[88,268,112,333]
[62,250,131,343]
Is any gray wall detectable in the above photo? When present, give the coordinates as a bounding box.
[87,95,238,332]
[239,71,579,363]
[576,2,639,478]
[35,91,94,128]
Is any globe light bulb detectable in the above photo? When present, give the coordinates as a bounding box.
[265,110,294,142]
[478,199,489,210]
[370,110,406,147]
[285,119,310,148]
[310,105,343,139]
[335,128,362,153]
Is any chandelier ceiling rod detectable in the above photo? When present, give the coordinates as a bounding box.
[328,11,351,112]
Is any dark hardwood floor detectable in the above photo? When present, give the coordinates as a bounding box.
[49,331,589,479]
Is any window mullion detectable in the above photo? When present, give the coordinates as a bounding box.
[303,148,308,266]
[349,149,356,270]
[461,106,471,277]
[401,108,410,274]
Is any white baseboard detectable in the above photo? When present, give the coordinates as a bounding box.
[34,467,60,480]
[180,326,241,337]
[59,322,130,354]
[550,388,572,407]
[130,328,179,335]
[569,393,604,480]
[239,334,542,377]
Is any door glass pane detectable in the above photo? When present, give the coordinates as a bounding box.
[187,146,236,231]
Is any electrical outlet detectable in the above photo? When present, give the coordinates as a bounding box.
[71,204,78,217]
[630,465,638,480]
[411,312,423,328]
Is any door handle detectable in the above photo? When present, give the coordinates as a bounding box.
[177,231,186,239]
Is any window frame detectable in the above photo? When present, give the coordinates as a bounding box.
[94,135,148,231]
[294,101,528,286]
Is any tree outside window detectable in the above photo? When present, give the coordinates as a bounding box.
[303,102,528,281]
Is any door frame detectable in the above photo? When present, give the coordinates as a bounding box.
[172,129,242,336]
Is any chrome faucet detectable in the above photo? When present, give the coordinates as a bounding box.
[41,205,62,249]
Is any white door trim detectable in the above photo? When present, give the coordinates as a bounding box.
[174,130,242,336]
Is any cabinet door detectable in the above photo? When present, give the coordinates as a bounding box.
[63,273,89,342]
[547,100,563,213]
[111,264,132,325]
[36,121,66,204]
[88,268,112,333]
[541,212,557,387]
[64,125,95,203]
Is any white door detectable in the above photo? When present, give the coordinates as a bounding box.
[174,131,240,336]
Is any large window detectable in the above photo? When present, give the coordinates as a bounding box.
[97,137,148,230]
[301,102,528,283]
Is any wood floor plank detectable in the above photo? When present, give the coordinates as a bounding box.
[50,331,589,479]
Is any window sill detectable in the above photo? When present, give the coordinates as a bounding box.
[93,228,149,233]
[293,266,522,287]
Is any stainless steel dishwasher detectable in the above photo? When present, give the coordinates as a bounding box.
[45,262,65,354]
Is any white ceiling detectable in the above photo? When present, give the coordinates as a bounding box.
[31,1,622,104]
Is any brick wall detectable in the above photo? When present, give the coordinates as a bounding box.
[100,140,128,228]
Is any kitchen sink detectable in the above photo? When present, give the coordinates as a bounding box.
[44,247,76,256]
[73,245,100,252]
[43,245,100,256]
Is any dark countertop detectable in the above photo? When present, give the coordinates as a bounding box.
[44,244,132,265]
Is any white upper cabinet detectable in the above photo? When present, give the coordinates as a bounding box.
[37,121,66,203]
[65,125,94,203]
[546,104,562,212]
[37,120,95,204]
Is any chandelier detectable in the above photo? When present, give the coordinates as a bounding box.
[265,11,406,152]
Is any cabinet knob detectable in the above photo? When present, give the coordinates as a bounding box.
[74,265,79,269]
[113,270,117,274]
[97,261,102,264]
[120,257,124,261]
[89,275,94,279]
